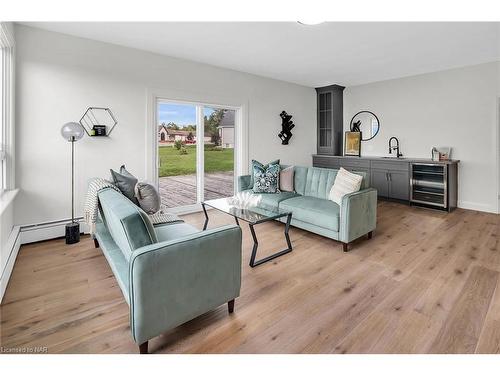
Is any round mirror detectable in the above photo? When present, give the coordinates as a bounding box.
[349,111,380,141]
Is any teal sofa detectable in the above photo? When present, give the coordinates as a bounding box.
[238,166,377,251]
[94,188,242,354]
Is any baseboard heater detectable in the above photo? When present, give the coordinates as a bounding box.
[20,217,86,244]
[0,225,21,303]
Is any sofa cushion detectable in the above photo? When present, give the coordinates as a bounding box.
[303,167,339,200]
[280,196,340,232]
[295,166,367,200]
[292,166,310,196]
[98,188,158,261]
[242,189,299,211]
[95,221,130,303]
[155,222,199,242]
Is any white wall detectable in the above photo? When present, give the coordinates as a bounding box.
[344,62,500,213]
[14,25,316,226]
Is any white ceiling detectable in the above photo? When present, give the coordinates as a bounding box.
[21,22,500,87]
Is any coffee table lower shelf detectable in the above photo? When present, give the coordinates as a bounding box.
[201,203,293,268]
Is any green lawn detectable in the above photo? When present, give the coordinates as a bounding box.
[159,144,234,177]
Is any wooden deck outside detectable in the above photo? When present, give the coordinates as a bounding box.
[159,171,234,208]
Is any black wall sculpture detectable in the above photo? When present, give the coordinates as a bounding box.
[278,111,295,145]
[351,120,361,133]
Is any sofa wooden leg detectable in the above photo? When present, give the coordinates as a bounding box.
[343,243,349,252]
[93,238,99,248]
[367,231,373,240]
[139,341,148,354]
[228,299,235,314]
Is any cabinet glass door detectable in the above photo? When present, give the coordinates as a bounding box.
[318,92,332,149]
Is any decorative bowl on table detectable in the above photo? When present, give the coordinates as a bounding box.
[228,191,262,209]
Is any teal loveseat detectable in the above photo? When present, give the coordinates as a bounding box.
[238,166,377,251]
[94,188,242,354]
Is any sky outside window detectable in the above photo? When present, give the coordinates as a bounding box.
[158,103,214,126]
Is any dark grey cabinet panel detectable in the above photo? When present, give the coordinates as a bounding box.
[388,170,410,201]
[371,169,409,200]
[337,158,370,169]
[335,157,371,185]
[371,169,389,198]
[371,160,409,172]
[312,155,339,169]
[370,160,409,201]
[316,85,344,155]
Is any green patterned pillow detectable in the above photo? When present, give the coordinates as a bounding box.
[252,162,281,193]
[250,159,279,188]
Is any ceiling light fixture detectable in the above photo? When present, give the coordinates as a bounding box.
[297,20,325,26]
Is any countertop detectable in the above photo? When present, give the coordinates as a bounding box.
[312,154,460,165]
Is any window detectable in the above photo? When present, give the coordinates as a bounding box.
[156,100,239,211]
[0,22,14,194]
[1,45,5,193]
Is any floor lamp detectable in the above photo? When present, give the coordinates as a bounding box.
[60,122,85,244]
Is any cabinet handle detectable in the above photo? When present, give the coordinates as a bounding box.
[388,173,392,182]
[386,172,389,181]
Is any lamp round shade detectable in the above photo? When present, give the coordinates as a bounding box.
[61,122,85,141]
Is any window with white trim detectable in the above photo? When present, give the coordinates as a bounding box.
[0,22,14,195]
[1,45,5,193]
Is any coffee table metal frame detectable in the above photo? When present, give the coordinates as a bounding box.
[201,200,293,268]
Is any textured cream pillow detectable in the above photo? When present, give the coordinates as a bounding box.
[328,167,363,205]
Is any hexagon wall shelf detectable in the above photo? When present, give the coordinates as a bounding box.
[79,107,118,137]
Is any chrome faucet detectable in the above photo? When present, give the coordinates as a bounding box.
[388,137,403,158]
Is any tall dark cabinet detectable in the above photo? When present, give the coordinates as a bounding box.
[316,84,345,155]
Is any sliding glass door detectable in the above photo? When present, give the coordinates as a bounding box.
[203,106,235,201]
[157,100,236,211]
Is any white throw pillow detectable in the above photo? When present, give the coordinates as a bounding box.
[328,167,363,205]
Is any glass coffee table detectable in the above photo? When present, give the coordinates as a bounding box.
[201,197,293,267]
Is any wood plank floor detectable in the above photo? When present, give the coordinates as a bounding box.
[1,201,499,354]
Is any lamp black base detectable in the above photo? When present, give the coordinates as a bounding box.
[65,222,80,245]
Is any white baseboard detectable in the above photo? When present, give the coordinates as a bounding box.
[20,219,89,245]
[0,225,21,303]
[458,200,499,214]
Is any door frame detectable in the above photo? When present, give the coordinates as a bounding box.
[146,88,249,214]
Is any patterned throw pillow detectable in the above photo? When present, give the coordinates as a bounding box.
[250,159,279,188]
[252,162,281,193]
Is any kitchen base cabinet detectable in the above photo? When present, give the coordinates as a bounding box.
[312,156,458,211]
[370,169,390,198]
[388,170,410,201]
[370,169,409,201]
